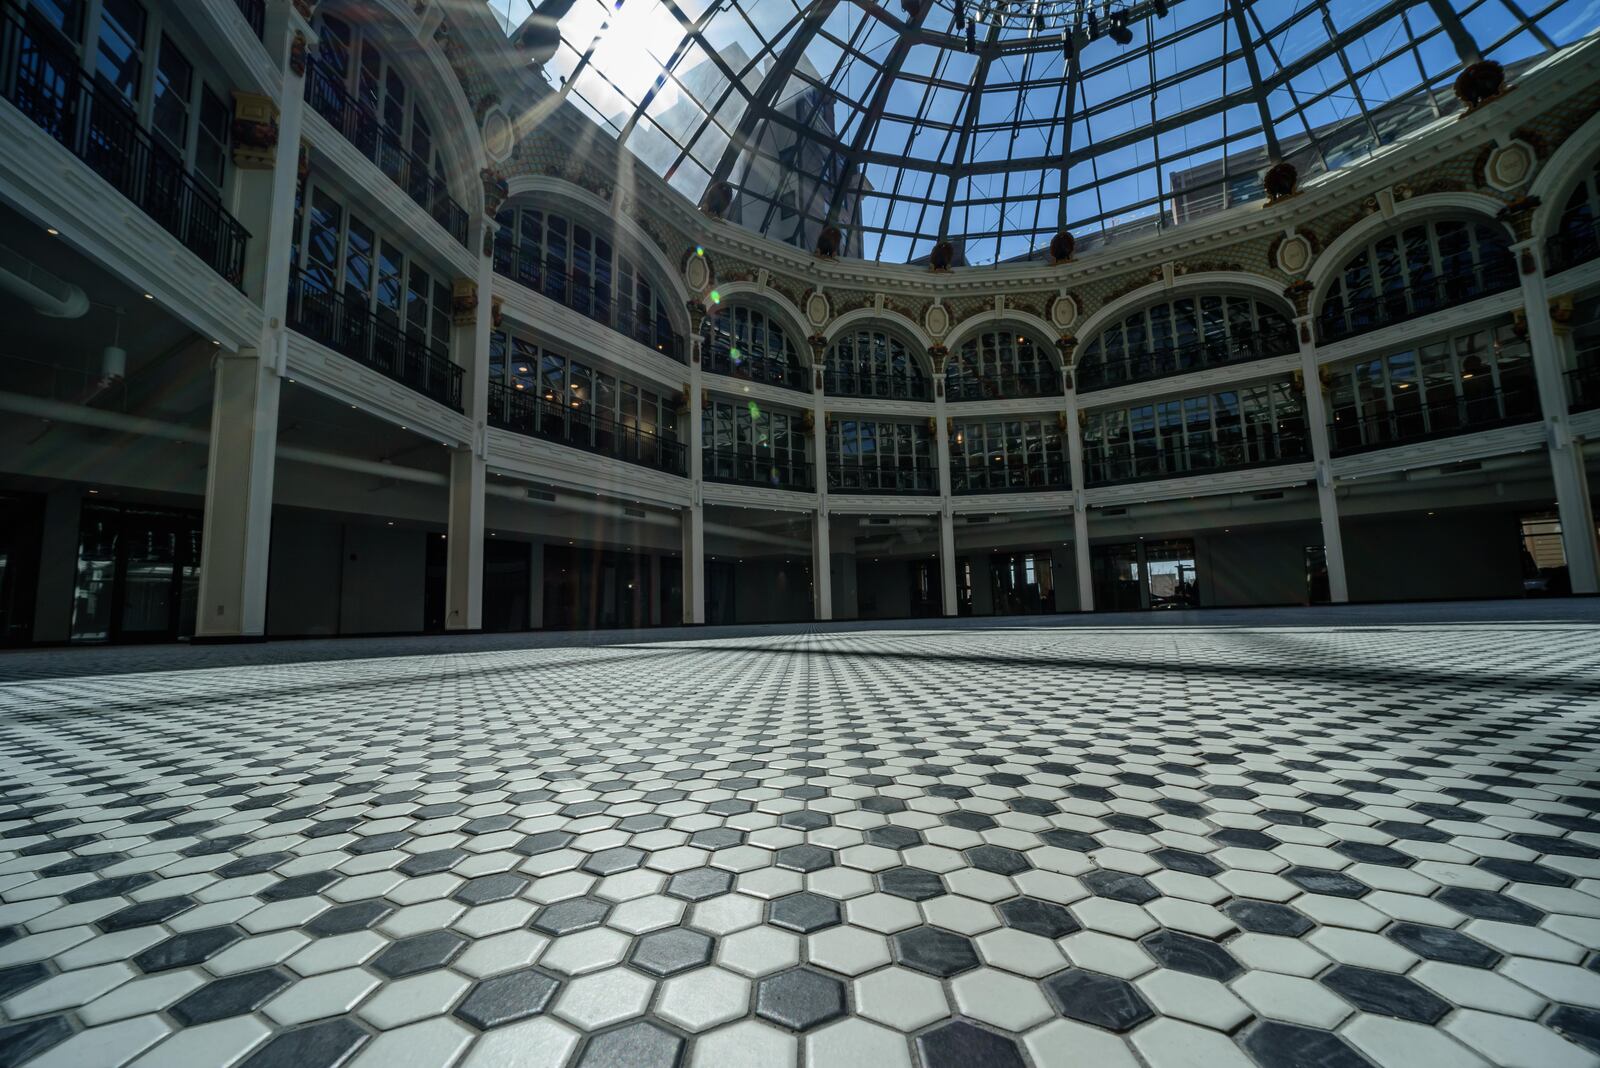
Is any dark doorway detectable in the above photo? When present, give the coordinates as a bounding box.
[1091,543,1143,611]
[0,493,42,646]
[909,559,941,617]
[545,545,651,629]
[484,539,532,632]
[1306,545,1331,604]
[1145,539,1199,608]
[991,551,1056,614]
[424,533,447,632]
[71,504,202,643]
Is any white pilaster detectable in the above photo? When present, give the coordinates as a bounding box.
[1295,315,1350,603]
[1518,240,1600,593]
[684,337,706,624]
[443,217,496,631]
[934,391,958,617]
[812,506,832,621]
[1064,381,1094,612]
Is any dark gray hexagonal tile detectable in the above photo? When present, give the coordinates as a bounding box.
[1549,1005,1600,1056]
[1043,968,1154,1032]
[629,927,714,977]
[0,963,50,1002]
[0,1016,73,1068]
[1151,848,1222,877]
[780,811,832,831]
[171,968,292,1026]
[1437,886,1546,925]
[754,966,847,1031]
[133,926,244,973]
[774,844,836,872]
[1223,899,1313,937]
[259,871,338,902]
[532,896,612,935]
[688,827,745,850]
[1320,965,1451,1023]
[582,846,648,875]
[864,825,922,850]
[877,867,945,901]
[859,796,907,814]
[98,895,196,933]
[768,892,842,933]
[217,852,293,878]
[305,899,393,938]
[618,813,672,833]
[1242,1020,1376,1068]
[963,845,1031,876]
[453,967,560,1029]
[574,1020,683,1067]
[1474,857,1573,887]
[1210,827,1279,850]
[63,873,156,903]
[513,830,575,856]
[239,1016,369,1068]
[997,897,1080,939]
[398,848,469,877]
[1385,923,1501,968]
[463,815,519,835]
[1008,797,1061,817]
[1333,841,1415,868]
[1142,930,1242,981]
[943,811,997,831]
[370,930,467,978]
[1283,866,1371,899]
[916,1020,1026,1068]
[1081,869,1158,904]
[891,926,980,977]
[665,867,734,902]
[452,872,530,905]
[1039,828,1101,853]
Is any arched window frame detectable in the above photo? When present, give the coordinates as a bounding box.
[1076,293,1295,392]
[701,303,808,392]
[825,328,930,401]
[945,328,1062,401]
[491,202,686,361]
[826,417,936,494]
[1549,158,1600,274]
[701,396,812,491]
[1316,217,1516,344]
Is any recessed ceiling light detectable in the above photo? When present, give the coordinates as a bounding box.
[45,227,58,236]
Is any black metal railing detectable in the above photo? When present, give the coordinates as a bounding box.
[0,5,250,283]
[492,240,687,362]
[704,449,813,491]
[1328,385,1538,455]
[1567,351,1600,413]
[490,381,686,476]
[288,270,463,410]
[303,58,469,248]
[1317,260,1518,344]
[1084,432,1308,487]
[234,0,266,39]
[1548,218,1600,276]
[824,367,932,402]
[1077,327,1298,393]
[703,343,809,392]
[952,458,1070,494]
[827,463,938,495]
[945,366,1063,401]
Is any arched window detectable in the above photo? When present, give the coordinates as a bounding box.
[702,305,807,391]
[305,13,468,246]
[492,204,685,361]
[825,329,929,401]
[1077,294,1294,392]
[1550,158,1600,273]
[950,419,1067,493]
[946,330,1060,401]
[702,398,811,491]
[1317,218,1515,343]
[827,418,935,494]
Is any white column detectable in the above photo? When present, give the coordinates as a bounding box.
[1295,316,1350,602]
[683,335,706,624]
[195,34,307,639]
[934,392,959,617]
[1064,378,1094,612]
[443,222,495,632]
[1518,240,1599,593]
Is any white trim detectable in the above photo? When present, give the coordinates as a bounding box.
[1306,192,1512,294]
[1073,272,1295,358]
[705,281,813,366]
[1530,109,1600,242]
[943,309,1059,354]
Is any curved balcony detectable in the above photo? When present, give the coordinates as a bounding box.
[288,270,463,411]
[1317,260,1517,345]
[945,367,1062,402]
[827,463,937,495]
[1548,218,1599,276]
[824,368,932,402]
[1,6,249,283]
[1329,385,1539,455]
[492,240,686,362]
[1084,434,1307,488]
[1077,328,1297,393]
[490,381,685,476]
[703,449,813,492]
[303,58,469,249]
[952,457,1069,494]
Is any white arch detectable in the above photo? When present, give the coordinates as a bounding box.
[502,176,693,337]
[1074,272,1294,365]
[1306,192,1513,294]
[943,309,1059,357]
[1529,110,1600,242]
[703,282,814,368]
[822,307,937,377]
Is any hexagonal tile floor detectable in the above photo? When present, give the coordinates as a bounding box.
[1,606,1599,1067]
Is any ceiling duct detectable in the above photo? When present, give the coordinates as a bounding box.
[0,243,89,319]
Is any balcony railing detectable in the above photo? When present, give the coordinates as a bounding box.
[1077,328,1298,393]
[234,0,265,39]
[1317,260,1518,344]
[704,343,809,392]
[1567,350,1600,413]
[490,381,686,476]
[288,269,463,411]
[704,449,813,492]
[1,5,249,283]
[303,58,468,249]
[827,463,938,495]
[1084,433,1308,487]
[946,367,1063,402]
[1548,218,1600,276]
[492,240,687,362]
[1328,385,1538,455]
[952,458,1070,494]
[824,368,932,402]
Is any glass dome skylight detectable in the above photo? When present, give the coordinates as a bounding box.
[487,0,1598,266]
